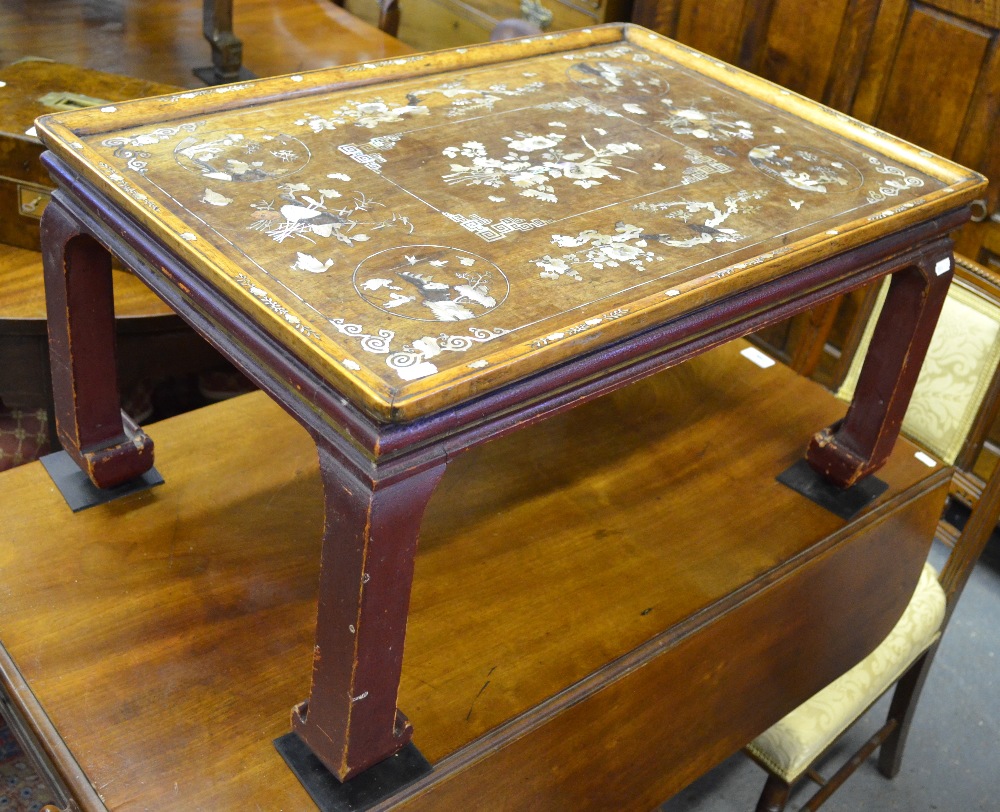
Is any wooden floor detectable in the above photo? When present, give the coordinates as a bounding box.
[0,0,412,87]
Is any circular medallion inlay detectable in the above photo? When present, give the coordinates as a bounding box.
[354,245,508,322]
[748,145,863,194]
[566,61,670,99]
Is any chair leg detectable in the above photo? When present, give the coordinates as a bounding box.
[877,645,939,778]
[755,774,792,812]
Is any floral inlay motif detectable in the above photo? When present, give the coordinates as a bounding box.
[441,130,642,203]
[294,98,429,132]
[98,161,160,211]
[532,223,664,281]
[174,130,310,181]
[247,181,411,260]
[749,145,863,194]
[633,189,768,247]
[658,98,754,142]
[538,97,624,118]
[561,47,633,62]
[354,245,508,322]
[410,78,546,117]
[531,190,766,282]
[234,274,321,338]
[567,61,671,98]
[162,84,255,104]
[529,308,630,349]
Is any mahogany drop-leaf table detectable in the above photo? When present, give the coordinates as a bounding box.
[33,23,984,788]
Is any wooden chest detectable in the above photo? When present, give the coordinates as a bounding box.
[0,60,176,251]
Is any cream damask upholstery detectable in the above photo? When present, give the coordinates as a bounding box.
[746,562,946,782]
[837,276,1000,465]
[747,259,1000,810]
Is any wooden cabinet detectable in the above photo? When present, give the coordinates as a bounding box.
[633,0,1000,387]
[347,0,632,52]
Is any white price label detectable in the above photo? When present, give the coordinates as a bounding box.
[740,347,776,369]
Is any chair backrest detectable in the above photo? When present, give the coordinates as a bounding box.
[838,256,1000,489]
[939,435,1000,624]
[331,0,401,38]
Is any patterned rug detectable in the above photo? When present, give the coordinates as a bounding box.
[0,404,50,474]
[0,368,254,474]
[0,718,58,811]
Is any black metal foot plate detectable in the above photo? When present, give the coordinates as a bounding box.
[40,450,164,512]
[192,65,256,86]
[777,458,888,521]
[275,734,431,811]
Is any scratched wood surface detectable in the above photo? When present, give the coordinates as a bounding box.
[33,24,985,422]
[0,339,947,810]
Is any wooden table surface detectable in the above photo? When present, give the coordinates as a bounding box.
[0,340,949,810]
[0,243,173,321]
[0,0,412,89]
[34,24,984,421]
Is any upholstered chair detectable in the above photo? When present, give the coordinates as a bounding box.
[838,256,1000,528]
[745,255,1000,812]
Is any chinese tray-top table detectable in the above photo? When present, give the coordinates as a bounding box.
[32,23,984,789]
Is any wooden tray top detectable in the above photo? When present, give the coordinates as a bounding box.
[34,24,985,422]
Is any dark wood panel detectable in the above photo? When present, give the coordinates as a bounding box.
[824,0,884,110]
[953,32,1000,212]
[871,4,993,158]
[754,0,850,99]
[672,0,753,63]
[926,0,1000,27]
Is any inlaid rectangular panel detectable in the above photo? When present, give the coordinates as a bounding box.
[35,25,984,421]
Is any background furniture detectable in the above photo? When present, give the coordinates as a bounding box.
[745,344,1000,810]
[632,0,1000,389]
[199,0,403,84]
[0,0,412,89]
[838,256,1000,541]
[344,0,632,52]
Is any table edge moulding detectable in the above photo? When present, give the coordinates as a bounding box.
[31,22,986,791]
